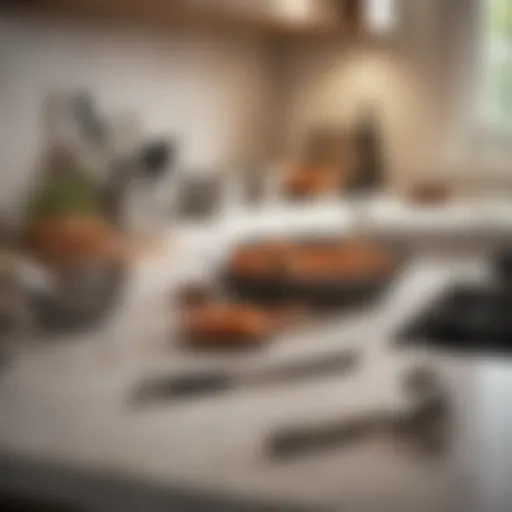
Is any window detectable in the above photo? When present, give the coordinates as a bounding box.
[483,0,512,128]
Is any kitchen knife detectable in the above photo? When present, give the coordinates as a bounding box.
[133,349,358,403]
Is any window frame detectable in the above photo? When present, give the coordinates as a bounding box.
[478,0,512,133]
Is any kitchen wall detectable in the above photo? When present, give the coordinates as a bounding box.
[281,41,436,189]
[0,16,275,214]
[280,0,481,191]
[0,0,499,217]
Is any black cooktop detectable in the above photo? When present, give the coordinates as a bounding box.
[399,281,512,354]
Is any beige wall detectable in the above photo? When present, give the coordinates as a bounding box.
[281,42,438,188]
[280,0,479,190]
[0,0,502,216]
[0,16,274,213]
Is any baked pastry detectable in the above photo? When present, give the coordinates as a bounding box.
[284,166,339,199]
[27,214,122,269]
[182,302,280,346]
[289,241,393,280]
[230,240,292,278]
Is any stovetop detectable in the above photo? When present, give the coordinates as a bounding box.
[400,279,512,354]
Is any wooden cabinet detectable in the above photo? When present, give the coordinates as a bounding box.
[31,0,364,39]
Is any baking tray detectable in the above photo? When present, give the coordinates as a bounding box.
[221,236,406,310]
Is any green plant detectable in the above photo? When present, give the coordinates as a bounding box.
[28,170,102,221]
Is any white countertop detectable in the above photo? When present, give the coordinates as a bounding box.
[172,196,512,261]
[2,232,508,511]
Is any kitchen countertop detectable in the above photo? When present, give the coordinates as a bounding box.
[1,233,512,511]
[209,196,512,243]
